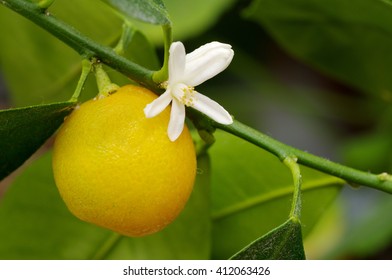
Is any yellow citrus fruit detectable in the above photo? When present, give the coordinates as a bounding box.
[52,85,197,237]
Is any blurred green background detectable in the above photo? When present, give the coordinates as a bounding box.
[0,0,392,259]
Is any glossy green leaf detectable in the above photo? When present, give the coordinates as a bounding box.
[210,131,343,259]
[246,0,392,96]
[231,218,305,260]
[0,152,211,259]
[0,102,75,180]
[100,0,170,25]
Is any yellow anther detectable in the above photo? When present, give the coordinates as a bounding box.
[179,86,196,106]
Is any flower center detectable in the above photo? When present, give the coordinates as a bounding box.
[172,83,196,107]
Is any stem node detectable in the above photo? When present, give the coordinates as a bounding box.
[93,62,119,97]
[378,172,392,182]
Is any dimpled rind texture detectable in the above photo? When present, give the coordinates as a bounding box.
[52,85,197,237]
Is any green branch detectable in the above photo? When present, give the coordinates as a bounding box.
[2,0,157,91]
[215,120,392,194]
[3,0,392,196]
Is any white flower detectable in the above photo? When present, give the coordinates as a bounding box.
[144,41,234,141]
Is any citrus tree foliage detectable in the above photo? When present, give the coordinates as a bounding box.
[0,0,392,260]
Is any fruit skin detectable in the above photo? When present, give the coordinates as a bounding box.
[52,85,197,237]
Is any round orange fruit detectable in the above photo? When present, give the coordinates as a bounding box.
[52,85,197,237]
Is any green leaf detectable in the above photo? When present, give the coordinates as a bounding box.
[210,131,343,259]
[100,0,171,25]
[0,102,75,180]
[0,152,211,259]
[115,24,160,70]
[0,152,110,259]
[231,218,305,260]
[246,0,392,96]
[106,24,161,87]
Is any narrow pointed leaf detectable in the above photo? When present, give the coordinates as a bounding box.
[100,0,171,25]
[0,102,75,180]
[231,218,306,260]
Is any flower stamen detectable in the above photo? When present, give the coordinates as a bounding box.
[180,86,196,107]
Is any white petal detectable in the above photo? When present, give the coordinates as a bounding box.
[144,91,172,118]
[167,99,186,141]
[191,92,233,125]
[168,42,186,84]
[186,42,231,62]
[184,42,234,86]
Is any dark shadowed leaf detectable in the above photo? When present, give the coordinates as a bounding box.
[0,102,75,180]
[231,218,305,260]
[100,0,170,25]
[246,0,392,97]
[118,25,160,70]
